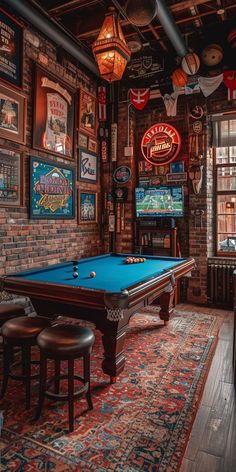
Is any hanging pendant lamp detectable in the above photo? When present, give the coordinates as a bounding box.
[92,8,131,82]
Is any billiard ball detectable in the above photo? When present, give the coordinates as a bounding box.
[90,271,96,278]
[73,271,78,278]
[73,265,78,271]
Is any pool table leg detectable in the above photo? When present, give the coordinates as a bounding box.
[101,324,128,380]
[159,288,175,325]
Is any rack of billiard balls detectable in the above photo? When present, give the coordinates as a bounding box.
[125,256,146,264]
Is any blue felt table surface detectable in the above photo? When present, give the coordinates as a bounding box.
[11,253,187,292]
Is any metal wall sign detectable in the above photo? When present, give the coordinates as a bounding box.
[113,166,131,184]
[141,123,181,166]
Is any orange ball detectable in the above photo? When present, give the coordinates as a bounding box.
[90,271,96,278]
[172,68,188,87]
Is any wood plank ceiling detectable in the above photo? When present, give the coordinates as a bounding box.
[34,0,236,66]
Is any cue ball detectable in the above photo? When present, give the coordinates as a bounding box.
[90,271,96,278]
[73,272,78,278]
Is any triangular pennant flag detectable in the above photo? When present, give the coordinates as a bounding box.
[129,88,150,110]
[223,70,236,100]
[198,74,223,97]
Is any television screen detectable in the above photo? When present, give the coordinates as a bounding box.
[135,186,184,218]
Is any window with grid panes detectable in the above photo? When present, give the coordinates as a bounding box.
[213,115,236,254]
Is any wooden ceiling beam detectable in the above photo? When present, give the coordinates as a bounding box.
[77,2,236,40]
[49,0,104,16]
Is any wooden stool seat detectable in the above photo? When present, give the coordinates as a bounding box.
[35,324,95,432]
[0,303,25,326]
[37,324,95,357]
[2,316,50,342]
[0,316,51,408]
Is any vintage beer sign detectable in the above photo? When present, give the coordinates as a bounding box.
[141,123,181,166]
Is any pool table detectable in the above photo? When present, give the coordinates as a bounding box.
[1,253,195,379]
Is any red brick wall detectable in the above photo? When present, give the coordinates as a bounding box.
[113,84,236,304]
[0,25,102,282]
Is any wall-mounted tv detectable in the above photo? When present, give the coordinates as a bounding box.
[135,186,184,218]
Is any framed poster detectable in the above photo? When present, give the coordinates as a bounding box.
[78,132,88,149]
[170,161,184,173]
[0,82,26,144]
[33,66,76,159]
[30,156,75,219]
[78,191,97,224]
[88,137,98,153]
[79,89,97,137]
[0,8,23,88]
[78,149,98,183]
[0,146,23,207]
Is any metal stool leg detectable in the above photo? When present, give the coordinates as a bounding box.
[84,354,93,410]
[0,343,12,399]
[34,352,47,420]
[68,358,74,432]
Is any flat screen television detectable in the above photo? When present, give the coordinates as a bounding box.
[135,186,184,218]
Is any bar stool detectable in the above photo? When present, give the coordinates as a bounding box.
[0,303,25,326]
[0,303,25,360]
[0,316,51,408]
[35,324,95,432]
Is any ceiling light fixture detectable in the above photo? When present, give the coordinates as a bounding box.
[92,7,131,82]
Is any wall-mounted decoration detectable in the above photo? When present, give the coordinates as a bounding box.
[170,161,184,173]
[79,89,97,137]
[0,146,23,207]
[78,149,98,183]
[141,123,181,166]
[78,132,88,149]
[113,166,131,184]
[189,105,204,120]
[33,66,75,159]
[0,8,23,88]
[111,123,118,161]
[78,190,97,224]
[101,139,108,162]
[189,158,204,195]
[166,172,187,183]
[192,121,203,134]
[30,156,75,219]
[0,82,26,144]
[112,187,128,203]
[88,137,98,153]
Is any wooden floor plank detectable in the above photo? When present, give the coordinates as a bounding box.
[181,304,235,471]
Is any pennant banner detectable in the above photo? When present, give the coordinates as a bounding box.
[223,70,236,100]
[98,86,106,121]
[130,88,150,110]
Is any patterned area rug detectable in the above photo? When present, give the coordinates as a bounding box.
[0,306,223,471]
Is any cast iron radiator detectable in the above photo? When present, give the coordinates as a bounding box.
[207,260,235,308]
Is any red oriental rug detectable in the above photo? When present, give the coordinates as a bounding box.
[0,306,223,471]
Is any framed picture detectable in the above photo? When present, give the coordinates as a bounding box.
[170,161,184,173]
[78,132,88,149]
[0,82,26,144]
[79,89,97,137]
[33,66,76,159]
[78,190,97,224]
[30,156,75,219]
[0,8,23,88]
[0,146,23,207]
[78,149,98,183]
[88,137,98,153]
[166,172,187,182]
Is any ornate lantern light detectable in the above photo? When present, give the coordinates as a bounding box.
[92,8,131,82]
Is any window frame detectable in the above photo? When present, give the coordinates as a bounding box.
[214,151,236,256]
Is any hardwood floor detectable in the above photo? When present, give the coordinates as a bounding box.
[179,304,235,472]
